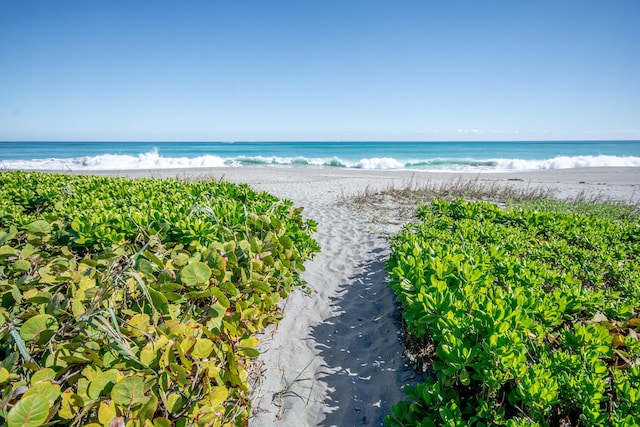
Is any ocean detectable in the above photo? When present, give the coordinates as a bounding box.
[1,141,640,173]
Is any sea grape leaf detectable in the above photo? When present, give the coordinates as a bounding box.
[140,336,169,367]
[30,368,55,384]
[0,245,17,259]
[134,393,158,420]
[88,369,120,400]
[58,390,83,420]
[239,347,260,358]
[0,367,10,383]
[210,288,230,308]
[27,220,51,236]
[23,381,61,405]
[148,287,169,313]
[166,393,184,415]
[180,261,212,286]
[143,251,165,269]
[127,313,151,337]
[20,314,58,342]
[111,376,147,407]
[13,260,31,272]
[209,386,229,406]
[135,258,154,275]
[98,400,117,425]
[191,338,214,359]
[24,291,51,305]
[7,394,50,427]
[251,281,270,294]
[153,418,172,427]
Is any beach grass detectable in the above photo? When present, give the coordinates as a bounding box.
[343,176,639,225]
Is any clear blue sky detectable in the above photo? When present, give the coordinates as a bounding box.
[1,0,639,141]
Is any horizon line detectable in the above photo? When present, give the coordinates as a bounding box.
[1,139,640,144]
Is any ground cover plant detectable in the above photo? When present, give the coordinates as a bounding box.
[0,171,319,426]
[385,199,640,426]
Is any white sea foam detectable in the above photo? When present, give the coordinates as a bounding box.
[494,155,640,171]
[2,150,640,172]
[1,149,228,170]
[352,157,406,169]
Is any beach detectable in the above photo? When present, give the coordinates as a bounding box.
[64,167,639,426]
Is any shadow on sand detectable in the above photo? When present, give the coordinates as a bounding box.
[310,246,423,426]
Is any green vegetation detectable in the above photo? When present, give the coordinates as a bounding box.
[0,171,319,426]
[344,178,639,228]
[385,199,640,426]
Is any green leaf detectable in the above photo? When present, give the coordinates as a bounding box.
[23,381,61,405]
[7,394,50,427]
[0,244,18,259]
[27,220,51,236]
[180,262,212,286]
[134,393,158,421]
[111,376,147,407]
[13,260,31,272]
[459,368,471,386]
[148,287,169,313]
[166,393,184,415]
[20,314,58,342]
[135,258,154,275]
[239,347,260,358]
[88,369,120,400]
[153,418,172,427]
[31,368,55,384]
[279,235,293,249]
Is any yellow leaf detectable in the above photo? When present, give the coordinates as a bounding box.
[180,336,196,354]
[191,338,214,359]
[140,336,169,367]
[98,400,118,425]
[239,336,259,348]
[127,314,151,337]
[0,367,10,384]
[209,386,229,406]
[59,390,83,420]
[202,361,221,379]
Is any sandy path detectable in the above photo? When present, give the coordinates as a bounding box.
[247,186,418,426]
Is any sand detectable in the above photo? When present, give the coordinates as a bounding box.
[59,167,640,426]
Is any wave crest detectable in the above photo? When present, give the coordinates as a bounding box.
[2,150,639,172]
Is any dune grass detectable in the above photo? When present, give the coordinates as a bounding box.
[343,176,639,225]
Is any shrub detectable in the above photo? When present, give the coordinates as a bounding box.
[0,171,319,427]
[386,199,640,426]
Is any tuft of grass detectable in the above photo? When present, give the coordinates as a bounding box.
[342,177,554,226]
[343,177,639,224]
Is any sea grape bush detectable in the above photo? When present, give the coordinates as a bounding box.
[0,171,319,426]
[385,199,640,426]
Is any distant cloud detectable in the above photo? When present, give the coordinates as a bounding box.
[456,129,519,135]
[608,129,640,134]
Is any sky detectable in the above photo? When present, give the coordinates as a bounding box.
[0,0,639,142]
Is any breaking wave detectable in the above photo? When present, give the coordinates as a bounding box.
[2,149,640,172]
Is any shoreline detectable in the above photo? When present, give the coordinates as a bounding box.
[8,166,639,426]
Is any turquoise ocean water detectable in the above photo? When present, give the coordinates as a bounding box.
[1,141,640,172]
